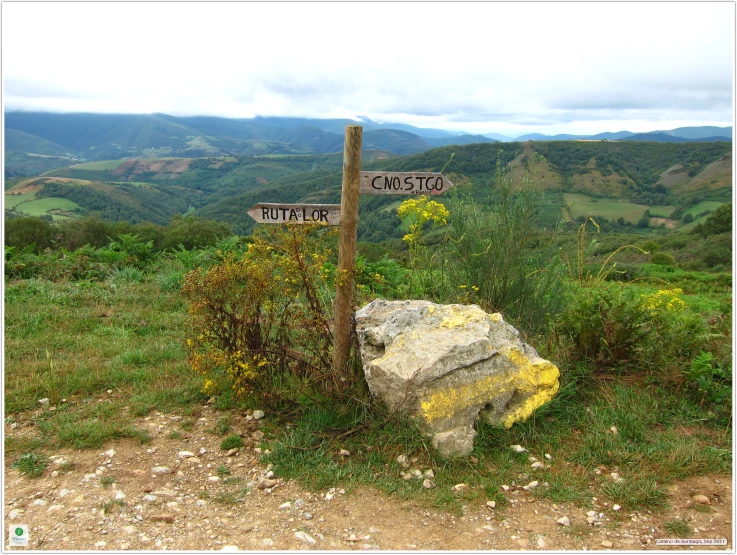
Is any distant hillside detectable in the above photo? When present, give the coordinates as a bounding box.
[621,133,731,143]
[425,134,499,147]
[5,128,76,157]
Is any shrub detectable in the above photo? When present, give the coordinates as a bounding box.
[220,434,245,450]
[650,252,677,267]
[182,224,345,407]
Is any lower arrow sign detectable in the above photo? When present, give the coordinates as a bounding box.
[248,203,341,225]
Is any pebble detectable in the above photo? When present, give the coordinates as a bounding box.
[523,481,539,491]
[251,430,265,441]
[510,444,527,453]
[304,512,313,520]
[613,504,621,511]
[186,457,201,465]
[105,449,116,458]
[452,483,469,492]
[278,502,292,510]
[178,451,195,458]
[544,453,553,460]
[339,449,350,457]
[295,531,316,545]
[501,485,510,491]
[32,499,47,506]
[226,448,239,457]
[557,516,571,527]
[602,540,613,548]
[396,455,409,468]
[95,541,106,548]
[422,479,435,489]
[122,526,137,535]
[208,476,220,482]
[8,509,23,520]
[39,398,50,406]
[252,410,265,420]
[59,489,71,498]
[257,479,277,489]
[143,495,157,502]
[693,494,711,505]
[262,538,274,547]
[531,461,545,470]
[151,466,170,474]
[47,504,64,512]
[537,537,548,549]
[199,447,207,455]
[401,472,412,481]
[423,469,435,479]
[487,501,496,509]
[114,491,126,501]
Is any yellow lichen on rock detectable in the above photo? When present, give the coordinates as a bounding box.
[419,345,559,428]
[440,306,486,329]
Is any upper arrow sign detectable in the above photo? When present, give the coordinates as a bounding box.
[359,171,453,195]
[248,203,341,225]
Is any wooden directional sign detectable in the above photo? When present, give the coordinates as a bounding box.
[248,203,341,225]
[359,171,453,195]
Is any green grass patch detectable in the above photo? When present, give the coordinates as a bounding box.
[4,192,37,209]
[12,197,82,218]
[564,192,674,224]
[69,160,125,171]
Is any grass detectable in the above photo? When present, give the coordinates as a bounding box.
[4,249,731,519]
[563,192,675,224]
[70,160,125,171]
[663,518,692,538]
[11,197,82,218]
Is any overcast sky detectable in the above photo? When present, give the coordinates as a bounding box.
[2,2,734,136]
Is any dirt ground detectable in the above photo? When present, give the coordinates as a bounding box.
[4,405,732,551]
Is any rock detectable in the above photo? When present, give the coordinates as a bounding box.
[39,398,50,406]
[537,537,548,549]
[487,501,496,509]
[295,531,316,545]
[198,447,207,455]
[95,541,106,548]
[143,494,157,502]
[8,509,23,520]
[355,300,559,456]
[422,479,435,489]
[226,448,239,457]
[544,453,553,460]
[522,481,539,491]
[208,476,220,482]
[114,491,126,501]
[610,472,623,483]
[693,494,711,505]
[122,526,137,535]
[511,445,527,453]
[602,540,613,548]
[423,469,435,479]
[530,461,545,470]
[150,515,175,523]
[251,430,265,441]
[252,410,265,420]
[185,457,201,465]
[151,466,170,474]
[556,516,571,527]
[452,483,469,492]
[278,502,292,510]
[612,504,621,511]
[178,451,195,458]
[396,455,409,468]
[262,538,274,547]
[32,499,47,506]
[257,479,277,489]
[401,472,412,480]
[339,449,350,457]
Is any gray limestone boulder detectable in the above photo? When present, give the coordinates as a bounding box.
[355,299,560,456]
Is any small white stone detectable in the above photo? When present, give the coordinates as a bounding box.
[557,516,571,527]
[47,504,65,512]
[423,469,435,479]
[252,410,265,420]
[339,449,350,457]
[178,451,195,458]
[544,453,553,461]
[278,502,292,510]
[510,445,527,453]
[501,485,510,491]
[32,499,47,506]
[226,448,239,457]
[602,540,613,548]
[396,454,409,468]
[610,426,618,435]
[114,491,126,501]
[105,449,116,458]
[522,481,539,491]
[208,476,220,482]
[295,532,316,545]
[151,466,170,474]
[143,494,157,502]
[196,500,207,507]
[262,538,274,547]
[8,509,23,520]
[613,504,621,511]
[95,541,106,548]
[39,398,50,406]
[487,501,496,509]
[198,447,207,455]
[422,479,435,489]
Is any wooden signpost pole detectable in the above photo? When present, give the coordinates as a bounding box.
[333,125,362,377]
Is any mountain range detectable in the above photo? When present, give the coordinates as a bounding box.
[4,112,732,172]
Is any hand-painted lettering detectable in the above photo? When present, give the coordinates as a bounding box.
[289,209,299,221]
[404,176,414,191]
[262,207,270,220]
[371,176,382,190]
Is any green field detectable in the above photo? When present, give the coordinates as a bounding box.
[11,197,82,220]
[5,192,37,209]
[70,160,124,171]
[564,193,675,223]
[684,201,723,216]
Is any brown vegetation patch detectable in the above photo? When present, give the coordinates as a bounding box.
[569,171,626,197]
[256,176,269,184]
[112,160,136,177]
[649,217,678,229]
[656,164,688,188]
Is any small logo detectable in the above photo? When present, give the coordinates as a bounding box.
[9,525,28,547]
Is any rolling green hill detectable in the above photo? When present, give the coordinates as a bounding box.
[6,141,732,241]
